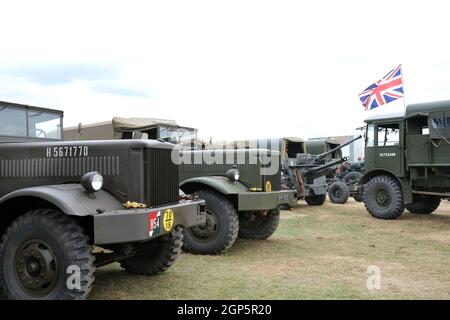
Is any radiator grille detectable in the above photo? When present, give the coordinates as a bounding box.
[145,148,179,206]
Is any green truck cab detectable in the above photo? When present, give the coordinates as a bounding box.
[359,100,450,219]
[0,101,206,299]
[65,118,296,255]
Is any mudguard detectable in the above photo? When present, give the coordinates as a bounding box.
[180,176,248,195]
[0,184,123,216]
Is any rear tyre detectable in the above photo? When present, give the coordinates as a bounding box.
[363,175,405,220]
[183,190,239,255]
[0,209,95,300]
[328,181,350,204]
[305,194,327,206]
[238,209,280,240]
[406,196,441,214]
[121,227,183,275]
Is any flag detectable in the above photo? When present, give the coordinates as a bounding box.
[359,65,404,110]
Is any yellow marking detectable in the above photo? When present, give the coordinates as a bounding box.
[265,180,272,193]
[163,209,174,232]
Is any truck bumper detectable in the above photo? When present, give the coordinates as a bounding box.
[237,190,296,211]
[93,200,206,245]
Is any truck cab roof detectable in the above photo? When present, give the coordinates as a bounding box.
[364,100,450,124]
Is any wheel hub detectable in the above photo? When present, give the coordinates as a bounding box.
[189,210,219,241]
[375,189,390,208]
[15,240,58,296]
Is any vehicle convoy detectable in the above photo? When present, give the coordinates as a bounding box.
[358,100,450,219]
[208,137,360,206]
[0,101,206,299]
[65,118,296,255]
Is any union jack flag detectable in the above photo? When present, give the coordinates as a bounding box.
[359,65,404,110]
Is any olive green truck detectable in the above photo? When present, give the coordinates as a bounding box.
[359,100,450,219]
[65,117,296,255]
[0,101,206,299]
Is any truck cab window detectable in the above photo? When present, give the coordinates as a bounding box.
[0,107,27,137]
[366,124,375,147]
[377,123,399,146]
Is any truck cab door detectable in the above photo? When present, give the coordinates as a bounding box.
[373,122,404,177]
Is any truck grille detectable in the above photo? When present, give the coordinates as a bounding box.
[145,148,179,207]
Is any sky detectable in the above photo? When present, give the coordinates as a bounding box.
[1,0,450,141]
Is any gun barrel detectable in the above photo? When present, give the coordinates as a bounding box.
[316,135,362,161]
[304,157,348,176]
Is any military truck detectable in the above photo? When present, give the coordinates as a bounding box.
[359,100,450,219]
[0,101,206,299]
[65,118,296,255]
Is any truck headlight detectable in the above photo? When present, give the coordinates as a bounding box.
[81,172,104,193]
[225,167,240,181]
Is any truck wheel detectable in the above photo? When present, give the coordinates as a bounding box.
[0,209,95,300]
[238,209,280,240]
[305,194,326,206]
[343,171,363,184]
[120,227,183,275]
[363,175,405,220]
[183,190,238,255]
[406,196,441,214]
[328,181,350,204]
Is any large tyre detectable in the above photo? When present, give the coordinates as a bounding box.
[305,194,327,206]
[238,209,280,240]
[328,181,350,204]
[0,209,95,300]
[406,196,441,214]
[343,171,363,184]
[363,175,405,220]
[183,190,239,255]
[121,227,183,275]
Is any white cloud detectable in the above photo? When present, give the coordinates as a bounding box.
[1,0,450,141]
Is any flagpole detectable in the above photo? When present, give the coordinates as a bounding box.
[400,63,407,114]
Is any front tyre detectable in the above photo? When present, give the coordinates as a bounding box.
[406,196,441,214]
[363,175,405,220]
[305,194,327,206]
[120,227,183,275]
[0,209,95,300]
[238,209,280,240]
[183,190,239,255]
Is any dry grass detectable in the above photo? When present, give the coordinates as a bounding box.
[91,199,450,300]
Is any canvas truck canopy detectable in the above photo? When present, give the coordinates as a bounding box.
[112,117,178,132]
[405,101,450,140]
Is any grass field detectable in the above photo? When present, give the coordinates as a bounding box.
[91,199,450,300]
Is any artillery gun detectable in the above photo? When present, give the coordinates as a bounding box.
[282,135,362,205]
